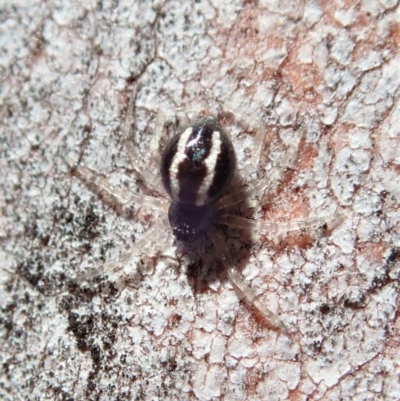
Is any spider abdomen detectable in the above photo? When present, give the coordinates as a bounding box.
[161,116,236,207]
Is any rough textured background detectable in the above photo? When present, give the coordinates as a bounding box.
[1,0,400,400]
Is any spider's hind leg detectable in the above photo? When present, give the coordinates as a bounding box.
[210,230,290,336]
[220,213,344,239]
[75,219,171,285]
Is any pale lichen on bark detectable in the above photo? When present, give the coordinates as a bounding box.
[0,0,399,400]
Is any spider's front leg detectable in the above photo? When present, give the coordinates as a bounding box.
[62,155,169,213]
[220,213,344,237]
[123,94,164,191]
[218,111,303,209]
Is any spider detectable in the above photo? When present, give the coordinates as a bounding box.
[63,92,341,336]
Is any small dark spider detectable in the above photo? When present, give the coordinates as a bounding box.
[161,115,236,242]
[63,94,341,336]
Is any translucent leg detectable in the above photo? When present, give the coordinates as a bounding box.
[225,121,303,207]
[216,171,278,209]
[210,230,289,335]
[124,94,163,190]
[248,123,265,174]
[221,213,344,234]
[75,219,170,283]
[125,141,163,189]
[220,213,344,235]
[62,155,169,213]
[234,115,266,179]
[217,141,303,210]
[152,109,169,153]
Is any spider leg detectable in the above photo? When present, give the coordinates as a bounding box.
[217,134,303,209]
[151,108,168,156]
[62,155,169,213]
[231,112,266,185]
[216,172,278,209]
[220,213,344,236]
[124,94,164,190]
[209,230,289,335]
[150,108,178,165]
[75,219,170,283]
[196,236,215,263]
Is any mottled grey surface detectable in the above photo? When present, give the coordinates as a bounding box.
[1,1,400,400]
